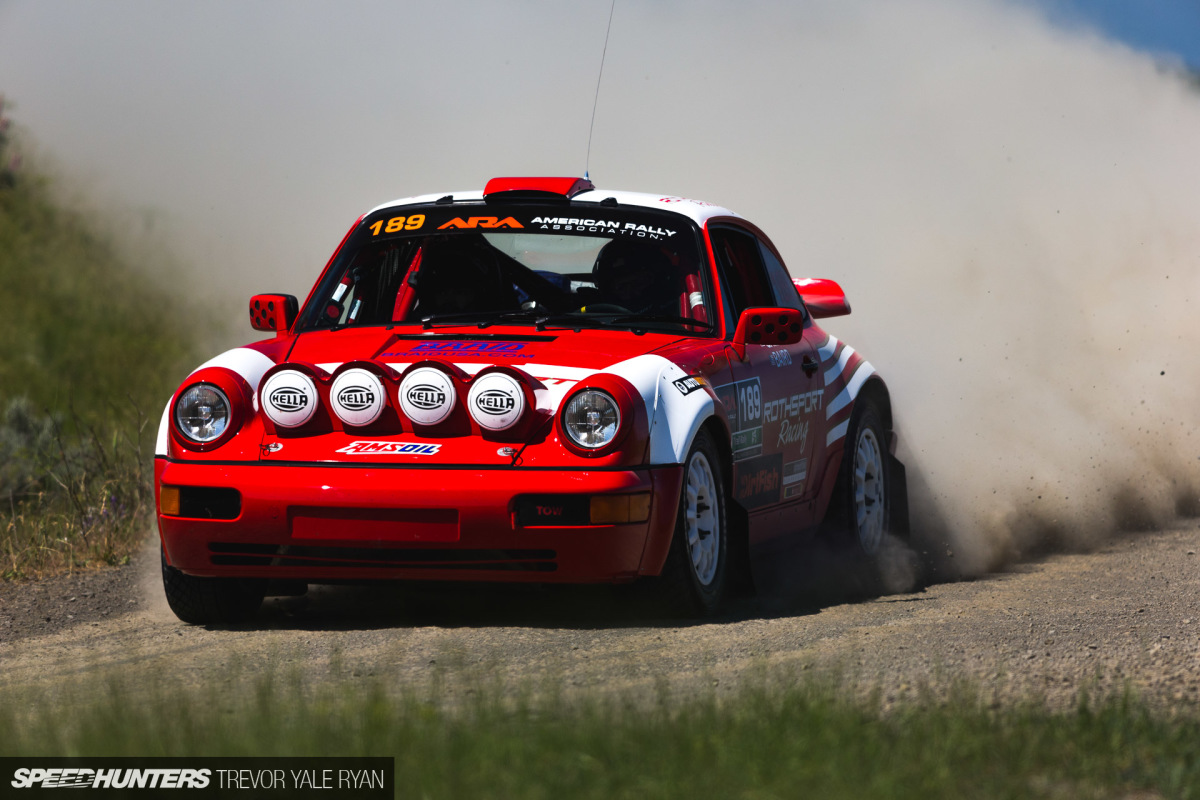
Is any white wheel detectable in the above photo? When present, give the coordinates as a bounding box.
[853,426,886,556]
[654,428,728,615]
[684,450,720,586]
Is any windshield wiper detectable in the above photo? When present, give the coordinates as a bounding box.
[589,314,716,332]
[420,310,538,330]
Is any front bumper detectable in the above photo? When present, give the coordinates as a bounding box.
[155,458,683,584]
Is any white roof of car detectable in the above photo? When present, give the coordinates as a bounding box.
[367,188,742,226]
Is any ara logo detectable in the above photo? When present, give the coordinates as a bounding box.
[437,216,524,230]
[337,386,375,411]
[336,441,442,455]
[406,384,446,410]
[475,389,516,415]
[269,389,308,412]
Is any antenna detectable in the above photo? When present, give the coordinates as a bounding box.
[585,0,616,182]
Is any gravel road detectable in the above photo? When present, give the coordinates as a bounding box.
[2,522,1197,710]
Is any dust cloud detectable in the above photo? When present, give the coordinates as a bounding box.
[1,0,1197,579]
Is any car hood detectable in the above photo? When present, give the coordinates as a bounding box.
[285,325,689,377]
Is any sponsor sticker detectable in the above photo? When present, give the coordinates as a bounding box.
[337,387,374,411]
[782,458,808,498]
[468,373,525,431]
[714,378,763,461]
[475,389,516,415]
[330,368,387,427]
[406,384,446,409]
[437,216,523,230]
[733,453,783,509]
[335,441,441,455]
[398,367,457,425]
[768,348,793,368]
[672,375,707,396]
[269,389,307,412]
[383,341,533,361]
[261,371,319,428]
[762,389,823,423]
[530,216,677,240]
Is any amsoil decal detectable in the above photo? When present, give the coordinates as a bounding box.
[672,375,707,396]
[734,453,782,509]
[335,441,441,455]
[437,216,523,229]
[714,378,763,460]
[530,216,677,240]
[384,341,534,360]
[337,386,375,411]
[269,389,308,412]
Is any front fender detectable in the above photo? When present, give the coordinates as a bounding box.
[154,347,278,456]
[600,354,716,465]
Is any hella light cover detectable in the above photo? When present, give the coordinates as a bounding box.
[330,368,386,427]
[261,370,319,428]
[399,367,457,426]
[468,372,526,431]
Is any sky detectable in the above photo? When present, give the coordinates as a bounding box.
[1042,0,1200,70]
[1,0,1199,568]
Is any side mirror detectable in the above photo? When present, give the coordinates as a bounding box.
[793,278,850,319]
[249,294,299,335]
[731,307,805,360]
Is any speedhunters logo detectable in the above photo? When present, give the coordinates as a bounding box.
[269,389,308,412]
[7,758,392,797]
[11,768,211,789]
[382,341,534,360]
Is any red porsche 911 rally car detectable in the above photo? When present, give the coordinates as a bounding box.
[155,176,906,622]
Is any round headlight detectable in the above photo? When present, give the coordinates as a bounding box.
[174,384,231,443]
[562,389,621,449]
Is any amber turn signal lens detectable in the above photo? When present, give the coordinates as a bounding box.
[589,493,651,524]
[159,486,181,517]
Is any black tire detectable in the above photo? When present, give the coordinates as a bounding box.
[161,549,265,624]
[825,401,891,560]
[653,428,729,616]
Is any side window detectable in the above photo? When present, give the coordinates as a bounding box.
[759,241,805,312]
[709,226,773,319]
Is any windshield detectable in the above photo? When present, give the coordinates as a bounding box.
[297,204,714,334]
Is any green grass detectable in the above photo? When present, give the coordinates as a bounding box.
[0,124,211,578]
[2,670,1197,799]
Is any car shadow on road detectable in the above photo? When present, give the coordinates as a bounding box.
[209,536,924,634]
